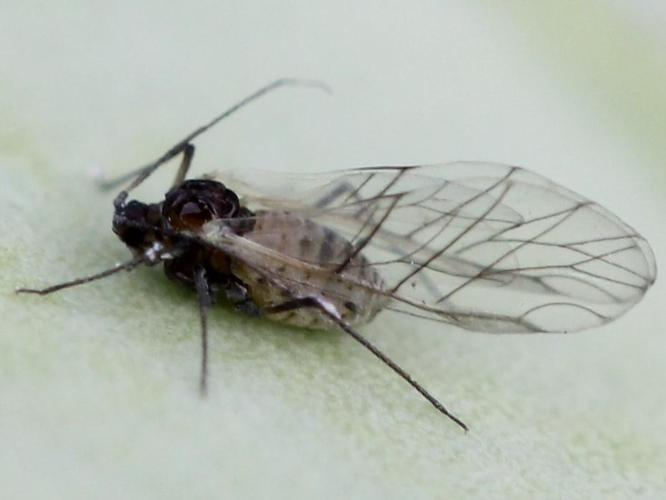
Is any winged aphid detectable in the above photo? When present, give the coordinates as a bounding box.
[18,80,657,431]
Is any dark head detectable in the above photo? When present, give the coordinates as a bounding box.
[112,199,162,252]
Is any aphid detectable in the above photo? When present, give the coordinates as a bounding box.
[17,79,657,431]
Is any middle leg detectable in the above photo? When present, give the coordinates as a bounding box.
[194,266,213,396]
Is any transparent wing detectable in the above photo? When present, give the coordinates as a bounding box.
[202,162,656,333]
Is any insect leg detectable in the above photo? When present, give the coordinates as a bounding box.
[220,280,261,317]
[172,144,195,188]
[262,296,468,431]
[16,255,145,295]
[101,79,330,205]
[111,142,195,194]
[194,266,213,397]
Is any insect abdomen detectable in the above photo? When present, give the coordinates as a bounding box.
[231,211,386,329]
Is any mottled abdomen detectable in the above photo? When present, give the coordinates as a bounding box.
[230,211,387,329]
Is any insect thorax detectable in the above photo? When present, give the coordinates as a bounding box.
[112,179,251,286]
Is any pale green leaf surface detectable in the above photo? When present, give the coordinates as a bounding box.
[1,2,665,499]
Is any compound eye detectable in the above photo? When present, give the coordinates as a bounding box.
[169,200,213,230]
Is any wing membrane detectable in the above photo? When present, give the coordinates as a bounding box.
[202,162,656,333]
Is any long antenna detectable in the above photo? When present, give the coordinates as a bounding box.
[100,78,331,205]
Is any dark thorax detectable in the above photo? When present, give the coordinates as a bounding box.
[112,179,254,293]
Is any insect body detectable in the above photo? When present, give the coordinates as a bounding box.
[17,80,657,431]
[114,177,386,329]
[228,210,387,328]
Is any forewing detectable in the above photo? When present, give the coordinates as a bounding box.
[204,162,656,333]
